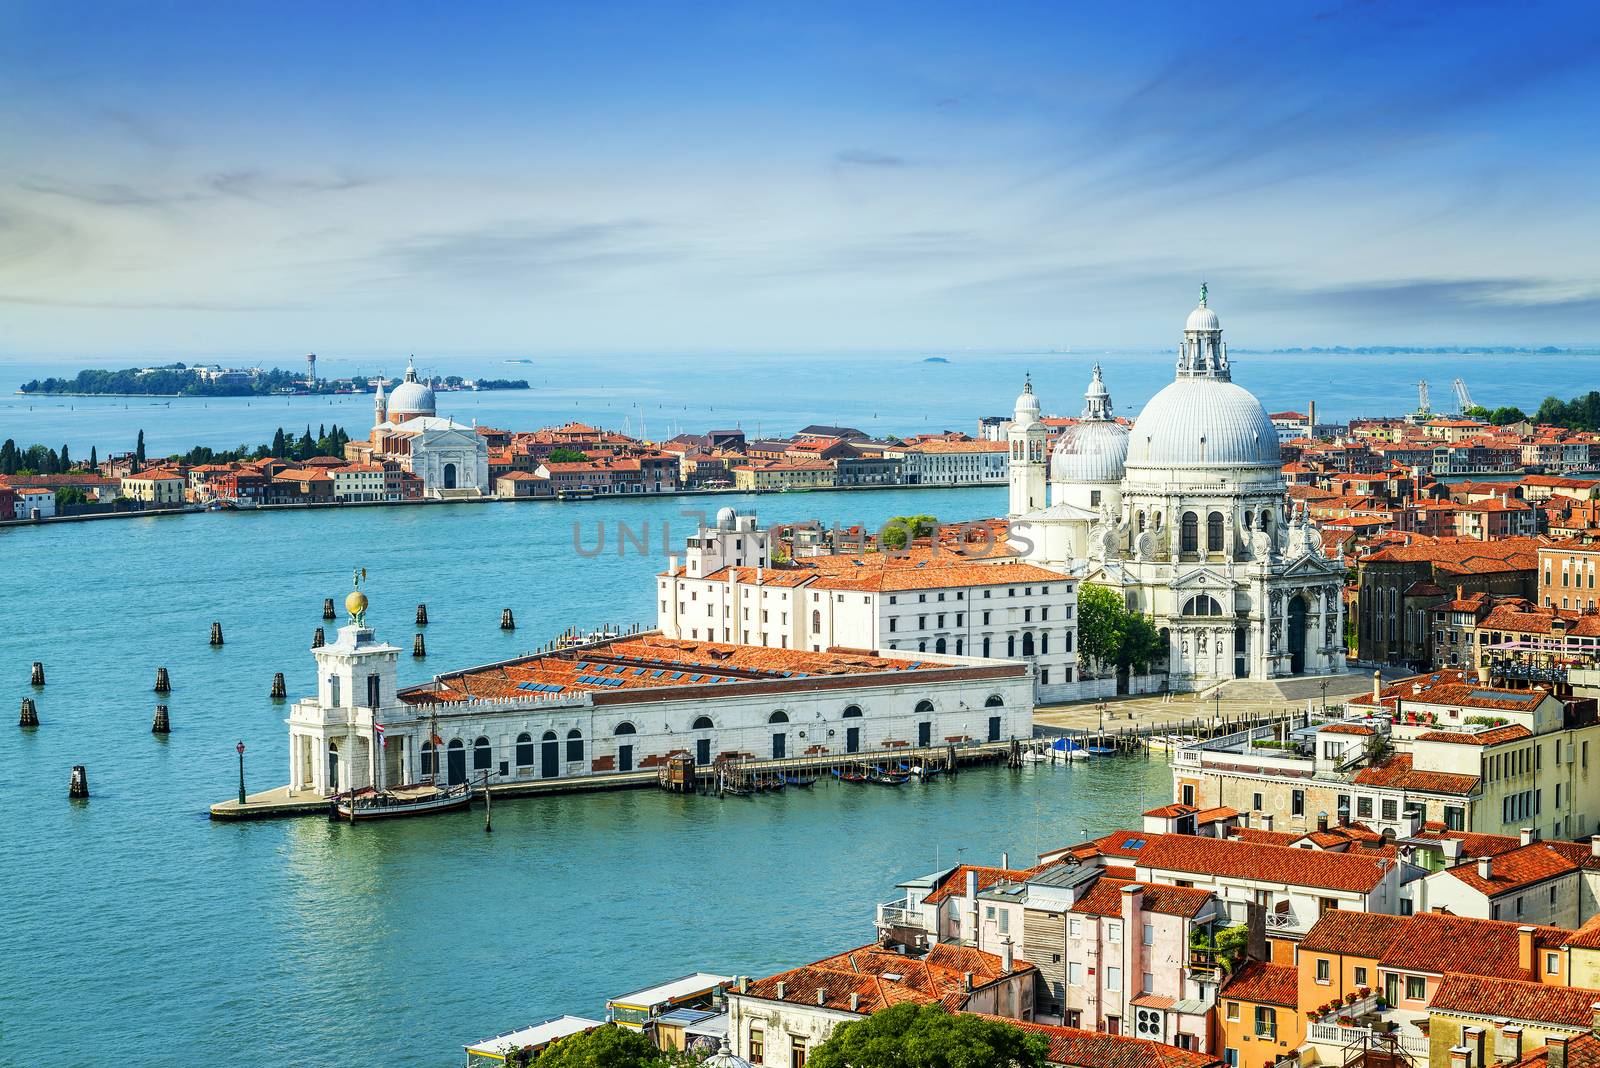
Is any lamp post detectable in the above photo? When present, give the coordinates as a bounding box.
[1319,678,1329,719]
[236,740,247,805]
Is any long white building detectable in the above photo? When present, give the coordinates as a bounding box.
[286,592,1033,798]
[657,509,1099,702]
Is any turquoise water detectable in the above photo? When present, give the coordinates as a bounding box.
[0,487,1173,1068]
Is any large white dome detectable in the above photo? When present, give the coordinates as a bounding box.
[1052,419,1129,482]
[387,358,435,416]
[1127,377,1280,469]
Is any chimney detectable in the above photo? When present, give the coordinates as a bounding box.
[1449,1046,1470,1068]
[738,976,749,994]
[1260,813,1274,832]
[1502,1026,1522,1063]
[1592,1002,1600,1034]
[1478,663,1491,685]
[817,988,827,1006]
[967,869,978,904]
[1442,837,1463,862]
[1590,836,1600,859]
[1522,827,1536,847]
[1456,584,1464,600]
[849,993,860,1013]
[1373,669,1382,702]
[776,981,786,1000]
[1478,856,1493,881]
[1518,926,1536,974]
[1002,851,1009,869]
[1465,1027,1485,1068]
[963,971,974,993]
[1003,938,1015,974]
[1318,812,1329,833]
[1309,400,1316,427]
[1549,1035,1569,1068]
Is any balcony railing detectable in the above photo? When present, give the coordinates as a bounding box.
[1307,1022,1429,1059]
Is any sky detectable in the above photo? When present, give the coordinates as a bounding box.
[1,0,1598,361]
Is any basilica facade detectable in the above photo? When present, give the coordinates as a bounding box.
[1009,291,1346,688]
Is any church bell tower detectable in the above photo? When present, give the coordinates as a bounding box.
[1008,375,1048,518]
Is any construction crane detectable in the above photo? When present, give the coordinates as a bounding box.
[1453,377,1474,412]
[1415,380,1431,417]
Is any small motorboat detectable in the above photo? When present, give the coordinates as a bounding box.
[332,781,473,822]
[907,764,941,781]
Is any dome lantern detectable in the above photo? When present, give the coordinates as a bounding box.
[1013,374,1041,426]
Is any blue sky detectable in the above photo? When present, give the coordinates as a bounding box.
[1,0,1597,359]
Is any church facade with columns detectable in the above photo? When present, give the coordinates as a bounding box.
[1009,290,1347,689]
[344,358,490,498]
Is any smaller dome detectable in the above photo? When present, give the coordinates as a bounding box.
[1014,375,1041,424]
[716,506,737,531]
[1052,420,1130,484]
[386,357,436,417]
[1186,303,1220,332]
[703,1039,753,1068]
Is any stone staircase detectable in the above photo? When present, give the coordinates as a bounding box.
[1206,672,1377,703]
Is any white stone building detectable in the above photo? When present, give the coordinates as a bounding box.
[286,596,1033,797]
[353,359,490,497]
[657,509,1096,702]
[885,439,1010,486]
[1010,290,1348,689]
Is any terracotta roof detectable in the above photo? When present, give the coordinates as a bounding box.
[1564,913,1600,950]
[1360,535,1541,574]
[1301,911,1566,981]
[1353,754,1480,796]
[1143,804,1199,818]
[1350,668,1551,715]
[1417,725,1534,745]
[1429,973,1600,1027]
[1321,723,1375,735]
[1441,843,1583,897]
[741,943,1032,1014]
[1229,827,1300,846]
[976,1016,1222,1068]
[1220,961,1298,1007]
[1135,835,1392,893]
[1067,878,1213,919]
[924,863,1059,906]
[1194,805,1238,824]
[1504,1032,1600,1068]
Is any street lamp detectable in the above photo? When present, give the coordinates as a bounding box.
[236,740,247,805]
[1319,679,1329,719]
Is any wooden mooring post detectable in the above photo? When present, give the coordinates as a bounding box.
[500,608,515,630]
[322,598,336,620]
[311,627,325,649]
[416,603,429,626]
[19,698,39,728]
[69,765,89,799]
[31,661,45,686]
[413,633,426,657]
[270,673,287,700]
[153,667,171,693]
[209,621,224,646]
[152,704,170,734]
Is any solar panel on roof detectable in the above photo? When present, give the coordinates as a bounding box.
[1470,690,1530,703]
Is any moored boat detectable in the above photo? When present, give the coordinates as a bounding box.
[333,780,473,821]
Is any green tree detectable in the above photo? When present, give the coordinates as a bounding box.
[135,429,146,465]
[88,445,98,472]
[1488,405,1528,426]
[881,514,938,550]
[547,447,592,463]
[56,486,89,509]
[1077,583,1164,675]
[60,444,71,470]
[271,428,287,457]
[807,1003,1047,1068]
[531,1024,672,1068]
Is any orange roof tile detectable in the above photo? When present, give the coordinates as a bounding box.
[1221,961,1298,1007]
[1441,843,1582,897]
[1068,878,1212,919]
[1353,754,1480,796]
[1136,835,1392,893]
[1429,973,1600,1027]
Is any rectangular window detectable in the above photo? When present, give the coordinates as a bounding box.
[750,1028,764,1063]
[1357,796,1373,819]
[791,1038,806,1068]
[1107,921,1122,942]
[1106,966,1121,991]
[1381,798,1398,821]
[1225,1050,1239,1068]
[1141,972,1153,993]
[1316,958,1331,984]
[1226,1001,1240,1022]
[1354,966,1368,986]
[1142,923,1154,945]
[1292,789,1305,817]
[1548,952,1561,974]
[1406,976,1425,1001]
[1067,961,1083,986]
[998,911,1009,934]
[1252,792,1263,811]
[1255,1006,1276,1039]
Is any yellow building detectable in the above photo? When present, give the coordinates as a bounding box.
[1425,973,1600,1068]
[1218,961,1302,1068]
[118,468,187,505]
[732,461,835,492]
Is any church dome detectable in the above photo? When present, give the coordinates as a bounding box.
[1186,303,1220,332]
[1052,364,1128,483]
[1127,377,1280,469]
[1013,375,1040,425]
[1053,419,1129,483]
[387,358,436,417]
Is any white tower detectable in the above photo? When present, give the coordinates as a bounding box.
[1007,375,1048,518]
[373,376,387,428]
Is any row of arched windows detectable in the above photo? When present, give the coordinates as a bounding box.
[1175,509,1273,555]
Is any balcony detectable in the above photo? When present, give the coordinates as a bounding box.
[1307,1022,1429,1062]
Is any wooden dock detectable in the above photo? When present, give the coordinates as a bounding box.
[661,740,1017,795]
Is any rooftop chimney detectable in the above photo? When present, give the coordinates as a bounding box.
[1549,1035,1569,1068]
[967,869,978,904]
[1442,837,1463,862]
[1465,1027,1485,1068]
[849,993,860,1012]
[1502,1026,1522,1063]
[1260,813,1274,832]
[1449,1045,1470,1068]
[738,976,749,994]
[1373,670,1382,702]
[1309,400,1317,427]
[963,971,974,993]
[817,988,827,1006]
[1590,836,1600,859]
[776,981,786,1000]
[1522,827,1536,847]
[1478,856,1493,881]
[1003,938,1015,974]
[1002,851,1009,869]
[1318,812,1329,833]
[1518,926,1536,973]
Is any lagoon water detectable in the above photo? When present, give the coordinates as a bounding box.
[1,486,1175,1068]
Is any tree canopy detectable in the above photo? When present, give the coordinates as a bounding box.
[881,514,938,550]
[1535,391,1600,431]
[547,447,592,463]
[1076,583,1164,674]
[510,1025,690,1068]
[807,1003,1048,1068]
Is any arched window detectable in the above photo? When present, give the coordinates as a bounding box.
[918,641,927,652]
[566,728,584,763]
[515,733,534,768]
[842,705,863,718]
[1154,511,1163,529]
[1180,511,1199,554]
[1041,633,1049,654]
[1261,509,1273,532]
[935,637,948,654]
[1243,510,1253,531]
[1022,632,1035,657]
[421,740,435,776]
[982,636,992,658]
[614,721,636,736]
[985,694,1005,707]
[1007,634,1016,657]
[1207,511,1224,552]
[811,610,821,635]
[1137,510,1146,532]
[692,716,714,730]
[768,710,789,724]
[1182,595,1223,617]
[955,638,963,655]
[915,700,935,715]
[473,736,492,770]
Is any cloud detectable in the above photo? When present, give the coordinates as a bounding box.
[14,170,374,209]
[364,218,683,290]
[15,178,204,208]
[0,292,294,312]
[834,149,908,168]
[1251,276,1600,327]
[204,170,373,201]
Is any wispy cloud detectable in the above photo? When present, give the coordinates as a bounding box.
[362,218,683,290]
[834,149,908,168]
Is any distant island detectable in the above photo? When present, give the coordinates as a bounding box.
[923,356,950,364]
[18,363,529,398]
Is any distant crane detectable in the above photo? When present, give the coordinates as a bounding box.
[1415,380,1431,417]
[1453,377,1475,413]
